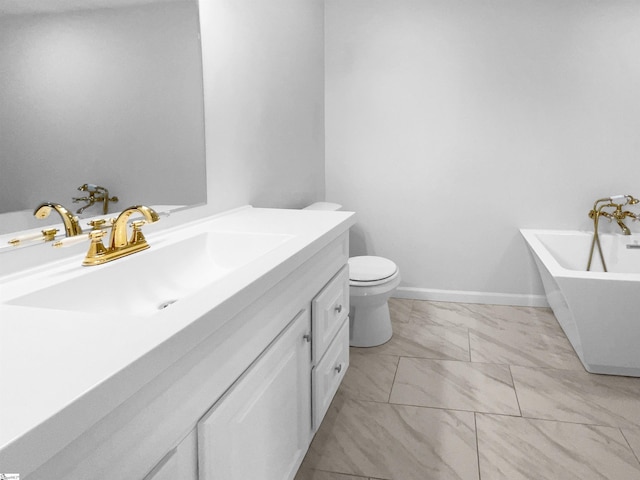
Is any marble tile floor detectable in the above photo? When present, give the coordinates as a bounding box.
[296,298,640,480]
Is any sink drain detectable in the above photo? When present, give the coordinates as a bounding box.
[158,299,178,310]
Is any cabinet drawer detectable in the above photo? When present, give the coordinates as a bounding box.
[312,320,349,431]
[312,264,349,363]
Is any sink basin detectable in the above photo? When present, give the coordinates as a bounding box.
[7,230,292,317]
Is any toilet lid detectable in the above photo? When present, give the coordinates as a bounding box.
[348,256,398,282]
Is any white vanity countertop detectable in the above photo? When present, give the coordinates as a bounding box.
[0,206,355,472]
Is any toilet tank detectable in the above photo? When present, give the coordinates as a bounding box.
[303,202,343,211]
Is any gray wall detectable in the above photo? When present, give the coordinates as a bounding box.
[199,0,326,212]
[325,0,640,304]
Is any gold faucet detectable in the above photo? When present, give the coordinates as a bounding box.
[587,194,639,271]
[34,202,83,237]
[608,203,638,235]
[82,205,160,266]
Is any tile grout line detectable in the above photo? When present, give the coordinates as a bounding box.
[357,351,587,374]
[385,298,414,404]
[314,467,372,479]
[474,412,483,480]
[387,355,401,404]
[375,391,640,431]
[474,410,639,430]
[361,395,527,418]
[620,428,640,466]
[508,364,523,417]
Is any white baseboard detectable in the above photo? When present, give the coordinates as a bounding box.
[394,287,549,308]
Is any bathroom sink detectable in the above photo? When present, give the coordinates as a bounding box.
[6,230,292,317]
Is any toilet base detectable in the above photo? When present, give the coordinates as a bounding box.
[348,265,400,348]
[349,302,393,347]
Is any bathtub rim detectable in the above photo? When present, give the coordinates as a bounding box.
[520,228,640,281]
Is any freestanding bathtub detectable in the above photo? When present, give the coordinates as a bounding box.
[521,229,640,377]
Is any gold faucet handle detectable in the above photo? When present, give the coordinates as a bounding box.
[88,219,106,230]
[8,228,60,246]
[91,229,106,238]
[52,232,91,248]
[87,218,115,230]
[42,228,59,241]
[81,230,109,266]
[130,220,148,245]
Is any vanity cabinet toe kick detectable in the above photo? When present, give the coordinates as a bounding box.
[16,232,351,480]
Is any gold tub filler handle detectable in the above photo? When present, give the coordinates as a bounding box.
[587,194,639,272]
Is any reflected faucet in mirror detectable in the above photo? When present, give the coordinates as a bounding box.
[8,202,84,247]
[35,202,83,237]
[73,184,119,215]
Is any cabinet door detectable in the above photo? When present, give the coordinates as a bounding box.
[198,309,312,480]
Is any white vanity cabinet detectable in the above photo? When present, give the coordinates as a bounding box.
[143,429,198,480]
[198,309,312,480]
[196,265,351,480]
[1,208,354,480]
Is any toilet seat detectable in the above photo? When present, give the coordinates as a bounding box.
[348,256,398,287]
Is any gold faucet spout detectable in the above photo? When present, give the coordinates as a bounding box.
[34,202,83,237]
[110,205,160,249]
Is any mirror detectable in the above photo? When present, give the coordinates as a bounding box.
[0,0,207,239]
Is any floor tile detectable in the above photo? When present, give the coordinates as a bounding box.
[476,413,640,480]
[294,468,370,480]
[354,317,470,361]
[389,358,520,415]
[340,352,399,402]
[305,395,479,480]
[511,366,640,428]
[389,298,412,323]
[469,326,584,370]
[623,428,640,462]
[464,303,561,333]
[411,301,562,336]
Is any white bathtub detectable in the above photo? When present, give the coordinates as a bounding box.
[521,229,640,377]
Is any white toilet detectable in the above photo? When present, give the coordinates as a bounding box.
[303,202,400,347]
[348,255,400,347]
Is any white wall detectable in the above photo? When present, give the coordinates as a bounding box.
[0,1,206,214]
[199,0,325,212]
[325,0,640,304]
